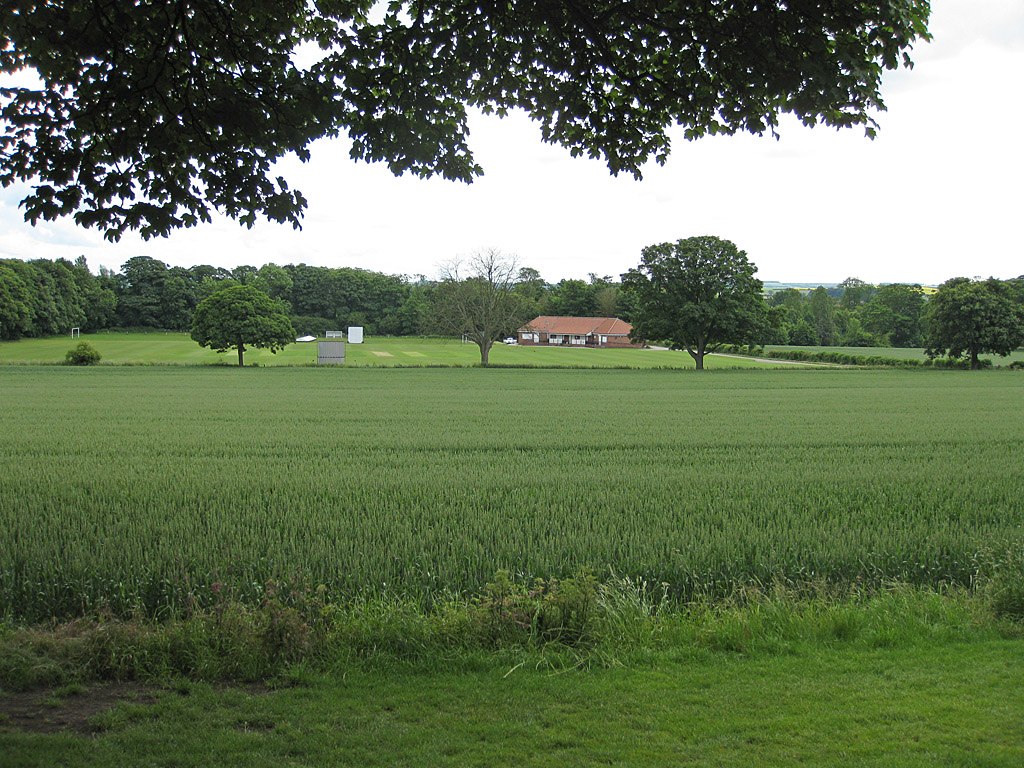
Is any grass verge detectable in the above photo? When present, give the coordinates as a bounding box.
[2,581,1023,767]
[2,576,1021,691]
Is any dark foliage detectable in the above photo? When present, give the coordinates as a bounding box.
[2,2,931,240]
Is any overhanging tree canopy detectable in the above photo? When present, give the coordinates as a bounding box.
[1,1,931,241]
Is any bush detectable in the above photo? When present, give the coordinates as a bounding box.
[65,341,101,365]
[476,570,598,647]
[761,348,994,369]
[711,344,764,356]
[985,550,1024,621]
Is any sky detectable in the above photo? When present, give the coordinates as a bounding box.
[1,1,1021,286]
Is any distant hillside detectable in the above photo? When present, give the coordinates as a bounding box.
[763,281,938,294]
[762,281,838,293]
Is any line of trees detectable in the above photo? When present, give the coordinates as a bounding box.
[766,277,1024,356]
[0,256,421,341]
[3,255,1022,371]
[0,255,636,342]
[0,256,117,339]
[767,279,930,348]
[429,242,1024,371]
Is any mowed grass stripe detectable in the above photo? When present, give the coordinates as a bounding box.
[1,367,1022,619]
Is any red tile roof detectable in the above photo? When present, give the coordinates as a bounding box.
[520,316,633,336]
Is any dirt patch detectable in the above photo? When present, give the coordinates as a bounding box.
[0,682,158,734]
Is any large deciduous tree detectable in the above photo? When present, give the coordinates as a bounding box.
[622,236,766,370]
[925,278,1024,370]
[431,250,532,367]
[190,284,294,366]
[1,2,931,241]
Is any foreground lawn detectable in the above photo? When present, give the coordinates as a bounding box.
[0,332,776,368]
[3,638,1022,767]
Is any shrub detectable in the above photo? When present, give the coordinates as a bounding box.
[713,344,763,356]
[476,570,598,647]
[65,341,101,365]
[761,349,995,369]
[986,550,1024,621]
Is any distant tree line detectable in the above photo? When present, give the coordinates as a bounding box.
[0,256,117,339]
[2,256,1021,367]
[0,255,634,341]
[0,256,423,340]
[765,278,932,347]
[763,278,1018,348]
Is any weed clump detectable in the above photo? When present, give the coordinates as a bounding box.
[985,549,1024,621]
[5,573,1016,692]
[476,570,598,647]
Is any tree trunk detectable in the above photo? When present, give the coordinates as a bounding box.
[688,341,706,370]
[237,343,245,367]
[970,349,980,370]
[479,340,492,366]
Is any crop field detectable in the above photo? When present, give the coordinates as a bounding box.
[0,332,773,368]
[1,366,1023,620]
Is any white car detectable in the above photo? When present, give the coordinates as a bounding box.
[502,337,517,345]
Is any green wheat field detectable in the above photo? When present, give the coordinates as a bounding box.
[2,365,1022,620]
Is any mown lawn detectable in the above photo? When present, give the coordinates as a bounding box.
[5,334,1022,368]
[0,332,776,368]
[3,638,1022,767]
